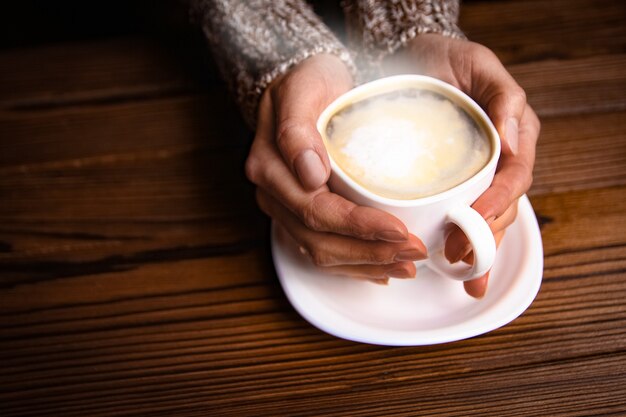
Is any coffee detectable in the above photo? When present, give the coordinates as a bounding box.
[324,89,491,200]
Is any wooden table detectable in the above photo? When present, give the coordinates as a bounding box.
[1,1,625,415]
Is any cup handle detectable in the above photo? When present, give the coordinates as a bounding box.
[428,205,496,281]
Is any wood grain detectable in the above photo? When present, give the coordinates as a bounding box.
[531,111,626,195]
[510,54,626,117]
[2,0,626,416]
[0,37,213,110]
[0,94,247,169]
[1,185,625,415]
[460,0,626,65]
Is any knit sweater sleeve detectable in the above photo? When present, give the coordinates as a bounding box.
[189,0,355,127]
[343,0,465,77]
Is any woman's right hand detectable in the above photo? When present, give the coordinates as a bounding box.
[245,54,427,284]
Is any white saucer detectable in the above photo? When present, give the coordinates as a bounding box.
[271,195,543,346]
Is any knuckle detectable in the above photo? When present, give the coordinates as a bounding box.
[328,196,363,238]
[511,160,533,188]
[503,177,519,197]
[370,268,388,279]
[309,247,329,267]
[523,172,534,192]
[492,183,514,213]
[300,193,327,231]
[471,42,497,61]
[346,240,390,265]
[343,205,364,238]
[301,199,321,231]
[244,154,259,183]
[532,110,542,133]
[275,120,306,155]
[535,119,542,136]
[510,87,527,105]
[370,248,391,265]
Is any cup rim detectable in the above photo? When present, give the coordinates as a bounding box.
[316,74,501,207]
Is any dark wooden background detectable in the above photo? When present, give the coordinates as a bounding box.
[1,1,625,415]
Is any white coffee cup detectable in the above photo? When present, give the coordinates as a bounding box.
[317,75,500,281]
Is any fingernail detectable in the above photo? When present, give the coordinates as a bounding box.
[394,249,427,262]
[375,230,407,242]
[369,278,389,286]
[465,276,488,299]
[505,117,519,156]
[450,243,472,264]
[386,267,415,279]
[294,150,326,190]
[468,289,486,299]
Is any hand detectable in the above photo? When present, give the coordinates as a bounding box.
[384,34,540,297]
[245,54,428,284]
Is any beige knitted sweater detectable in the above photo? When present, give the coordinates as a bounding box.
[190,0,464,126]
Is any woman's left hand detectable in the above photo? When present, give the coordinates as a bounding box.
[383,33,541,298]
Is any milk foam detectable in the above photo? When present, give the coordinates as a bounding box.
[325,90,491,199]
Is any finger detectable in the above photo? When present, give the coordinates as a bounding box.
[464,272,490,299]
[257,189,427,266]
[319,261,417,280]
[468,45,528,156]
[367,277,391,286]
[471,104,539,221]
[274,116,330,191]
[245,89,277,182]
[272,55,352,190]
[463,229,506,298]
[351,276,392,286]
[445,199,518,263]
[490,199,519,234]
[274,222,410,283]
[247,135,409,242]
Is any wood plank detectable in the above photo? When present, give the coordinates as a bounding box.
[2,351,625,416]
[510,54,626,117]
[211,355,625,416]
[0,94,248,169]
[0,147,264,287]
[2,2,625,416]
[530,111,626,196]
[0,250,274,318]
[1,271,624,411]
[0,188,624,415]
[1,185,623,318]
[530,187,626,255]
[0,37,214,109]
[0,214,264,263]
[460,0,626,65]
[1,277,624,416]
[0,146,253,221]
[0,215,267,288]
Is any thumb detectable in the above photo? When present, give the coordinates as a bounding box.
[270,73,332,191]
[470,47,527,157]
[486,86,527,157]
[271,56,352,190]
[274,110,331,191]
